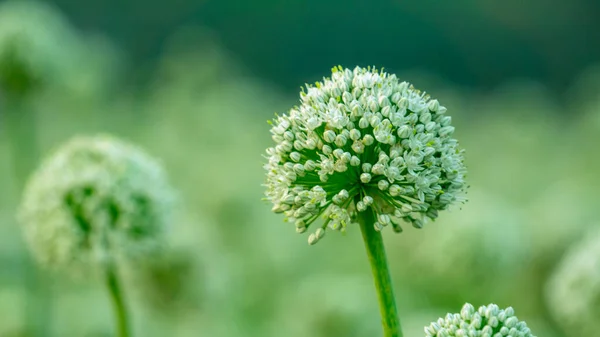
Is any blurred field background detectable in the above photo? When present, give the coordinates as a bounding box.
[1,0,600,336]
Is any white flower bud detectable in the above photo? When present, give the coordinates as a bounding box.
[439,115,452,126]
[351,140,365,154]
[304,160,316,171]
[428,99,439,112]
[323,130,336,143]
[335,134,348,147]
[358,117,369,129]
[293,164,305,176]
[397,125,411,138]
[290,152,302,162]
[351,104,363,117]
[371,163,385,175]
[378,95,390,107]
[381,106,391,117]
[377,180,389,191]
[293,140,305,151]
[368,98,378,112]
[316,228,325,239]
[349,129,361,141]
[439,126,455,137]
[425,121,437,132]
[398,97,408,109]
[360,173,371,183]
[378,214,391,225]
[369,115,381,128]
[305,138,317,150]
[342,91,353,104]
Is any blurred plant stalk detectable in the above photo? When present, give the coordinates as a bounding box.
[105,261,131,337]
[356,196,402,337]
[1,94,53,337]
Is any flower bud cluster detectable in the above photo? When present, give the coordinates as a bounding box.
[264,66,466,244]
[425,303,535,337]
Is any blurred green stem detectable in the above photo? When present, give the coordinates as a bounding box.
[356,197,402,337]
[3,98,52,337]
[105,262,131,337]
[3,99,38,184]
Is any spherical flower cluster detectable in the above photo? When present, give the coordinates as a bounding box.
[425,303,535,337]
[545,228,600,336]
[264,66,466,244]
[19,135,175,271]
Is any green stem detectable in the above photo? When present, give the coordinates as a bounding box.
[3,98,53,337]
[356,197,403,337]
[105,262,131,337]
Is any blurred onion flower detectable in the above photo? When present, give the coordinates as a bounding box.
[264,66,466,244]
[425,303,535,337]
[19,135,175,272]
[545,228,600,337]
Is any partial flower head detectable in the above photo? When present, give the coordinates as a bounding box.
[545,228,600,337]
[264,66,466,244]
[19,135,175,270]
[425,303,535,337]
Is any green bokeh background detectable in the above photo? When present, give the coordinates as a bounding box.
[1,0,599,336]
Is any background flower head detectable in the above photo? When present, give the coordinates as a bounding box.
[19,134,175,271]
[545,227,600,337]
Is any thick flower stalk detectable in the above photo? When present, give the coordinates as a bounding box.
[19,134,175,337]
[264,66,467,337]
[545,228,600,337]
[425,303,536,337]
[264,65,466,242]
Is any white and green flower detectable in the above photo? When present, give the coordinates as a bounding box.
[264,66,467,244]
[19,134,175,271]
